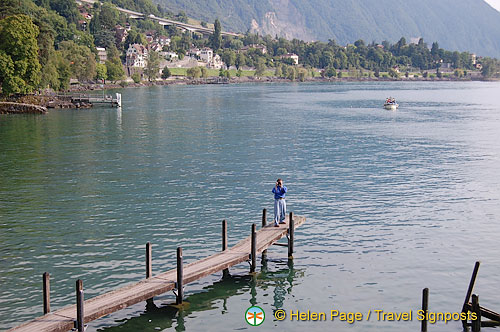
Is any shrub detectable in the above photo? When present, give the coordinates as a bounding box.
[131,73,141,83]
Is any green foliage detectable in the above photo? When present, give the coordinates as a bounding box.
[286,66,296,80]
[297,68,308,82]
[274,65,282,77]
[480,58,498,78]
[59,40,96,81]
[0,15,41,95]
[186,66,201,78]
[36,0,79,25]
[95,63,107,81]
[210,18,222,51]
[221,49,236,68]
[131,72,141,83]
[254,58,266,77]
[106,58,125,82]
[323,67,336,78]
[161,66,171,79]
[144,51,160,81]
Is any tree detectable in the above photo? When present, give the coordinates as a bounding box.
[161,66,171,79]
[106,58,124,82]
[274,65,282,77]
[0,15,41,95]
[235,53,246,69]
[186,66,201,78]
[144,51,161,81]
[131,72,141,83]
[254,58,266,77]
[59,40,96,81]
[200,66,208,78]
[210,19,222,51]
[95,63,107,82]
[480,58,497,78]
[221,49,236,68]
[286,66,296,80]
[323,67,336,78]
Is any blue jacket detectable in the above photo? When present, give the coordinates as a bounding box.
[272,186,287,199]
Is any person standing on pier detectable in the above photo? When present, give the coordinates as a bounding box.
[272,179,287,227]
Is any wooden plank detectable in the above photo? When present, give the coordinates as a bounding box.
[464,303,500,322]
[9,215,305,332]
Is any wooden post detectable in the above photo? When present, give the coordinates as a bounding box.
[222,220,229,277]
[472,294,481,332]
[250,224,256,273]
[76,279,84,332]
[146,242,152,279]
[176,247,183,305]
[463,261,481,329]
[288,212,294,258]
[222,220,227,251]
[421,288,429,332]
[43,272,50,314]
[261,209,267,262]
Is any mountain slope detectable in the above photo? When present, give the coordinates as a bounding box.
[155,0,500,57]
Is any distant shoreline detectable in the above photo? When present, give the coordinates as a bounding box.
[2,75,497,113]
[69,74,498,92]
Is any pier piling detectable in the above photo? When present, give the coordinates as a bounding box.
[176,247,183,305]
[222,220,229,277]
[261,209,267,262]
[288,212,294,258]
[75,280,84,332]
[43,272,50,314]
[472,294,481,332]
[146,242,152,279]
[421,288,429,332]
[462,261,481,329]
[250,224,257,273]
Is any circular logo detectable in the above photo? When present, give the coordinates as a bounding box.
[245,306,265,326]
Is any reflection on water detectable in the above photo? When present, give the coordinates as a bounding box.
[99,259,302,331]
[1,82,500,331]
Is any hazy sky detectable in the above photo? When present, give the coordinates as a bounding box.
[485,0,500,11]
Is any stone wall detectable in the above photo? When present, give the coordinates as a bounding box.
[0,102,47,114]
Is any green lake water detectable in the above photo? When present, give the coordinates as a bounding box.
[1,81,500,331]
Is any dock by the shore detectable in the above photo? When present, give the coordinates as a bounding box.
[9,211,305,332]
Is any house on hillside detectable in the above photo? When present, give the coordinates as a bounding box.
[188,48,201,58]
[96,47,107,64]
[126,44,148,76]
[200,48,214,63]
[158,36,171,47]
[207,54,223,69]
[115,25,128,44]
[239,44,267,54]
[281,53,299,65]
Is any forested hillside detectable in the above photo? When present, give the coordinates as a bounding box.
[155,0,500,57]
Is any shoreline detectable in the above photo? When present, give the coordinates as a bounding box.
[73,74,498,92]
[2,75,497,112]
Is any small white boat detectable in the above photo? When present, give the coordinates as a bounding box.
[384,97,398,110]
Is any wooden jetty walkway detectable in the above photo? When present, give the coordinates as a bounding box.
[9,211,305,332]
[56,93,121,108]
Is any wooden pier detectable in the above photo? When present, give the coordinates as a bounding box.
[9,212,305,332]
[56,93,122,108]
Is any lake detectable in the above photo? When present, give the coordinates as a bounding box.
[1,81,500,331]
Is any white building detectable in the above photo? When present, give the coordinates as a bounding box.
[96,47,107,64]
[281,53,299,65]
[126,44,148,68]
[208,54,223,69]
[199,48,214,63]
